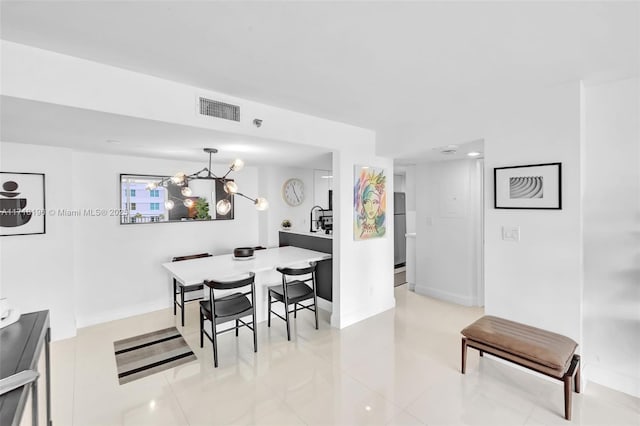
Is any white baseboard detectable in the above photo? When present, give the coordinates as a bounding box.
[583,363,640,398]
[317,297,332,313]
[76,298,170,329]
[414,285,475,306]
[339,298,396,329]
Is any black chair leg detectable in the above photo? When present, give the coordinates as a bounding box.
[267,294,271,327]
[199,310,204,348]
[235,319,239,337]
[313,294,319,330]
[252,311,258,353]
[180,287,186,326]
[285,299,291,341]
[173,280,177,316]
[212,320,219,368]
[294,303,297,318]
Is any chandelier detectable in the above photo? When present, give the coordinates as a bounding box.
[145,148,268,215]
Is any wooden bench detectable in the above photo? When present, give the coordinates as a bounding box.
[461,315,580,420]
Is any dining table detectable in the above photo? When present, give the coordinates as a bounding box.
[162,246,332,324]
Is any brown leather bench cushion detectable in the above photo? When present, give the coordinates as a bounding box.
[461,315,577,371]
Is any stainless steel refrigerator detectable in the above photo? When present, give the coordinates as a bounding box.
[394,192,406,267]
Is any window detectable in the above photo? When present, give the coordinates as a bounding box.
[130,189,136,197]
[150,203,160,211]
[130,203,137,210]
[150,189,160,197]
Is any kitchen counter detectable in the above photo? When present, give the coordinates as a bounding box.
[279,229,332,239]
[279,230,332,302]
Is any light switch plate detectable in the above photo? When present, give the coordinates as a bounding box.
[502,226,520,242]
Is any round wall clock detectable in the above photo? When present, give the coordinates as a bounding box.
[282,178,305,207]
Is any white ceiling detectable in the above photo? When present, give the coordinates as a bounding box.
[1,1,638,163]
[0,96,332,168]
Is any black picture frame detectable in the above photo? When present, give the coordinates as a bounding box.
[494,163,562,210]
[119,173,234,225]
[0,172,46,236]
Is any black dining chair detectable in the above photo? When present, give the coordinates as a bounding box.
[267,262,318,341]
[199,272,257,367]
[172,253,212,326]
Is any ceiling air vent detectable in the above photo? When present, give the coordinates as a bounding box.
[199,97,240,122]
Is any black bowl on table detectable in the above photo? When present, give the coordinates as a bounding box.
[233,247,255,259]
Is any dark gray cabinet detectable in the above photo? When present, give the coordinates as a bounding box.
[0,310,51,426]
[279,232,332,301]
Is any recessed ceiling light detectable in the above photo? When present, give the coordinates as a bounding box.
[105,139,121,144]
[467,151,482,157]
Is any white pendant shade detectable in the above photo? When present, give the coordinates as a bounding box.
[216,199,232,215]
[230,159,244,172]
[254,197,269,211]
[224,181,238,194]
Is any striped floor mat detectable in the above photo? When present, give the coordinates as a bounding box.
[114,327,196,385]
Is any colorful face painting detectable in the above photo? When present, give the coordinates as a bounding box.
[353,166,386,240]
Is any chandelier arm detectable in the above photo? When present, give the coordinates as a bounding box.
[235,192,256,203]
[221,168,234,179]
[187,168,211,180]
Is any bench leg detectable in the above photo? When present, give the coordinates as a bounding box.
[461,337,467,374]
[564,374,572,420]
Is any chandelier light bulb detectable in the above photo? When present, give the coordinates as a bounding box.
[181,187,193,197]
[230,159,245,172]
[164,200,175,210]
[171,172,186,185]
[223,181,238,194]
[254,197,269,211]
[216,199,232,215]
[183,199,194,208]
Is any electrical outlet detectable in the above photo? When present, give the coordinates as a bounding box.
[502,226,520,242]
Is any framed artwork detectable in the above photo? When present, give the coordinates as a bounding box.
[354,165,386,240]
[0,172,46,236]
[494,163,562,209]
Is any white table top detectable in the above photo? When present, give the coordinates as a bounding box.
[162,246,332,286]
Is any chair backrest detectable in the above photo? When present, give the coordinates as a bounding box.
[277,262,317,293]
[276,261,317,277]
[204,272,256,291]
[172,253,212,262]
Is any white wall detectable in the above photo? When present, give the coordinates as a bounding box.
[332,148,395,328]
[71,151,260,328]
[0,142,76,339]
[414,159,483,305]
[484,82,583,343]
[583,77,640,397]
[393,173,406,193]
[258,165,315,248]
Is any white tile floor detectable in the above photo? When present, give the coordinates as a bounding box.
[50,286,639,425]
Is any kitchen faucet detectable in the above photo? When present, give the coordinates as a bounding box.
[309,205,324,233]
